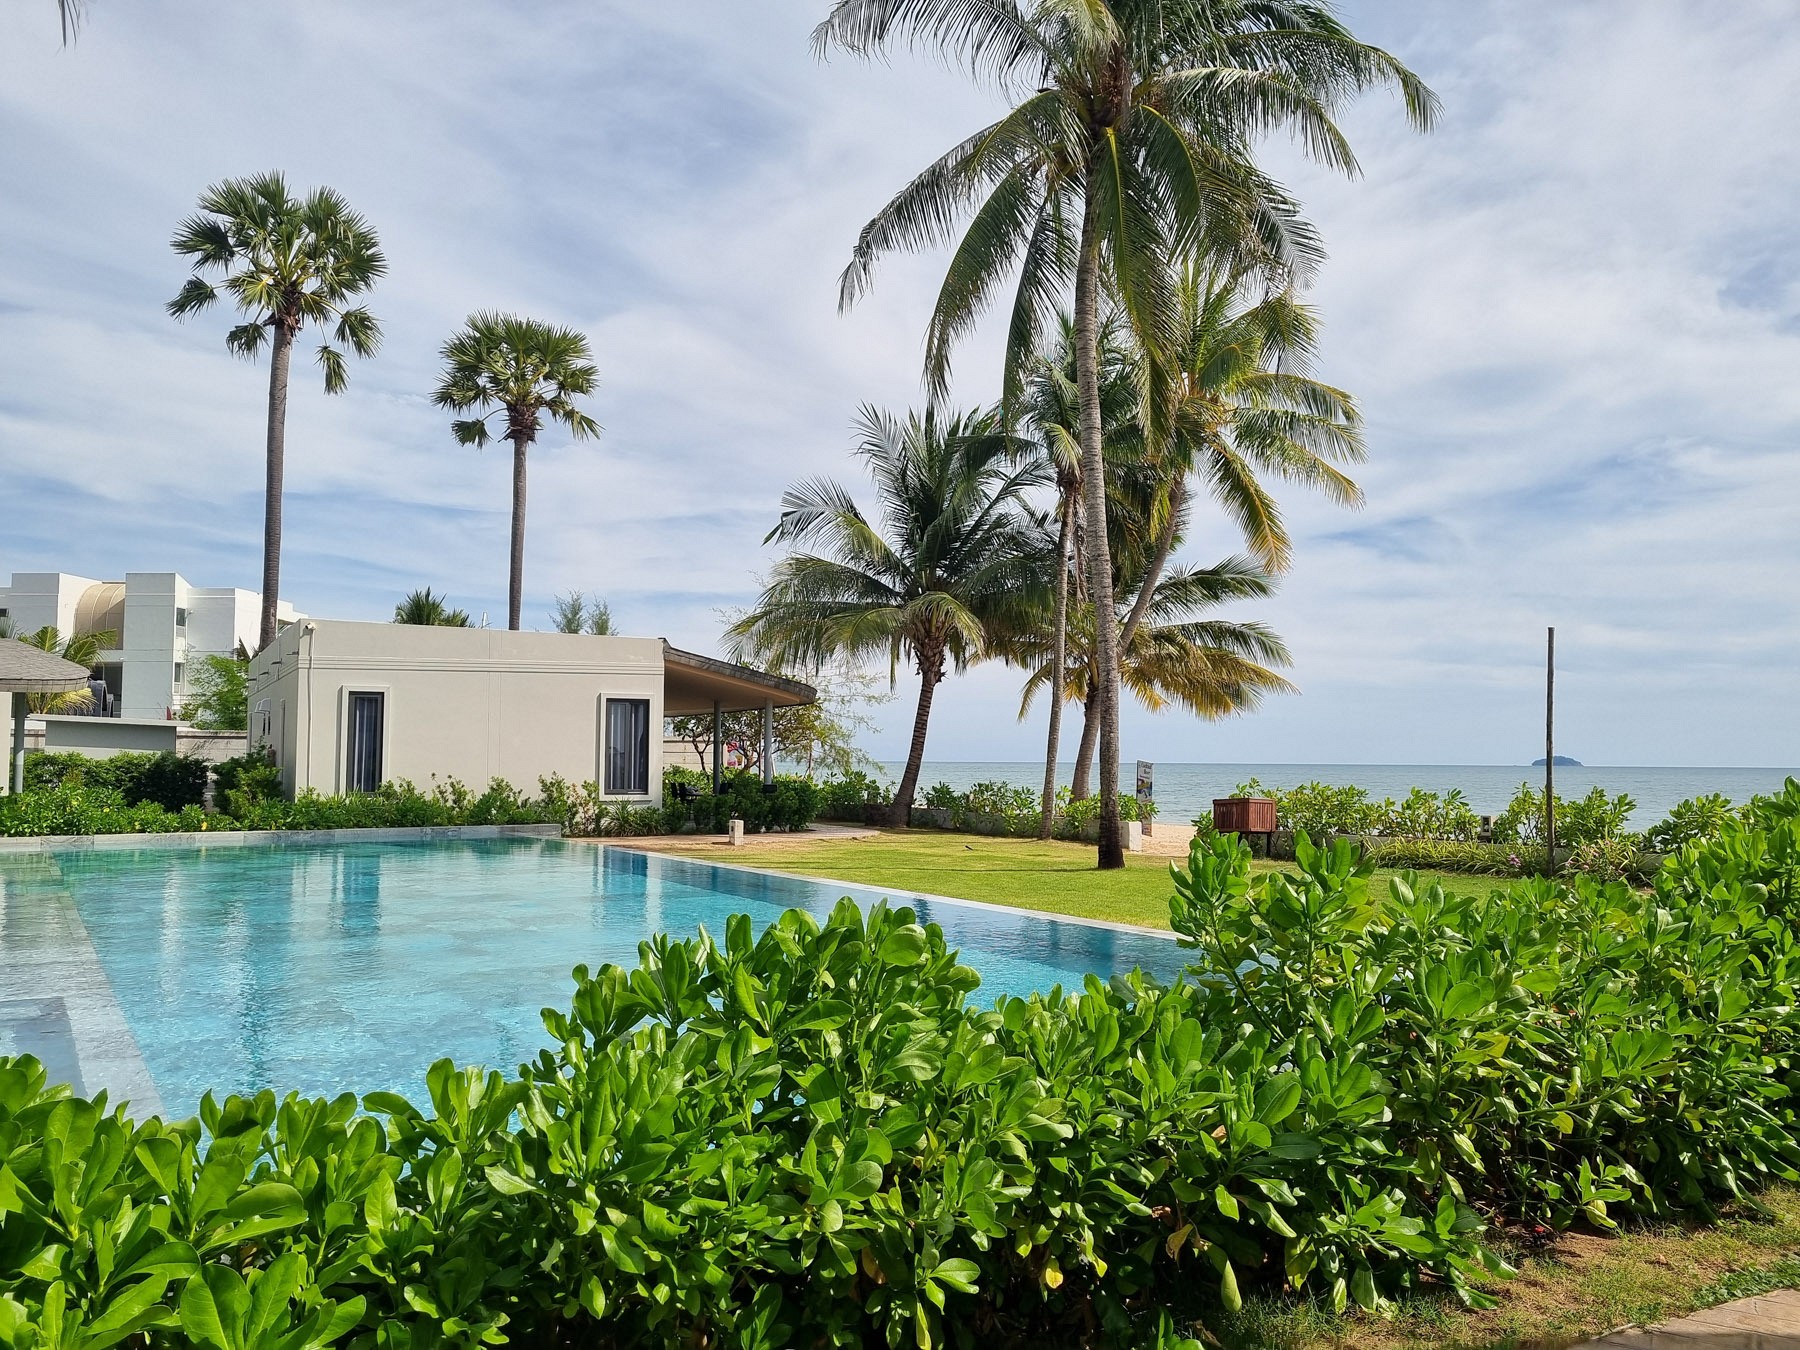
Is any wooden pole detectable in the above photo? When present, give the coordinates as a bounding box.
[1545,627,1556,870]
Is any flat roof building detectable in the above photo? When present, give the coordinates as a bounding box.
[0,571,299,721]
[246,620,813,800]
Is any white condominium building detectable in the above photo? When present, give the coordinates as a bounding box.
[0,571,300,721]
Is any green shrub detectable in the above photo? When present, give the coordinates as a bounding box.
[1645,793,1743,851]
[5,783,1800,1345]
[922,780,961,810]
[211,748,283,818]
[817,770,892,819]
[1491,782,1637,847]
[1362,837,1547,876]
[24,749,209,811]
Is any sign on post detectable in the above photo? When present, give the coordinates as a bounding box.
[1135,760,1154,836]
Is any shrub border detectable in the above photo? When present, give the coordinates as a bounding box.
[0,821,564,855]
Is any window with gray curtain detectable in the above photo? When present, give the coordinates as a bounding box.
[605,698,650,794]
[346,691,384,794]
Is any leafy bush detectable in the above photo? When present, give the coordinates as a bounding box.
[211,748,284,819]
[1491,782,1637,848]
[922,781,961,810]
[817,770,893,820]
[24,750,209,812]
[0,775,559,837]
[4,781,1800,1345]
[1361,837,1547,876]
[1645,793,1743,851]
[544,771,823,837]
[1233,778,1381,837]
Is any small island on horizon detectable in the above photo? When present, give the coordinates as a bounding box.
[1533,755,1583,767]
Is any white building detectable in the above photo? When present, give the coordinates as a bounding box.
[0,572,299,721]
[247,620,812,800]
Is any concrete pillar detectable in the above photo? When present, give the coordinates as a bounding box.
[711,699,722,794]
[762,701,774,784]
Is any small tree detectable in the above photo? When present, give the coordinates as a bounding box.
[178,654,249,730]
[550,591,614,635]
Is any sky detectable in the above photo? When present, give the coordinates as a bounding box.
[1,2,1796,769]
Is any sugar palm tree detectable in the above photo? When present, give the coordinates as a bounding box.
[168,173,385,652]
[432,314,600,631]
[1118,262,1363,653]
[728,406,1048,822]
[817,0,1435,866]
[16,626,114,713]
[393,589,472,627]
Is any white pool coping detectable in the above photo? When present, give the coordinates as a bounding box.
[613,844,1184,943]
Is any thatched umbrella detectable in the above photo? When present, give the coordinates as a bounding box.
[0,641,89,794]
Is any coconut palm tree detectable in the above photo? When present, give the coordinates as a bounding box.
[168,173,385,652]
[728,406,1048,822]
[1018,311,1138,834]
[15,626,114,713]
[1118,262,1363,653]
[816,0,1435,866]
[393,589,472,627]
[432,314,600,631]
[1016,553,1294,761]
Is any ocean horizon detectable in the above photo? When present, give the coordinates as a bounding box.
[874,761,1800,829]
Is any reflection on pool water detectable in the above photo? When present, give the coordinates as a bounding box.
[0,838,1183,1114]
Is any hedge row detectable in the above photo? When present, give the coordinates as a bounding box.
[4,780,1799,1347]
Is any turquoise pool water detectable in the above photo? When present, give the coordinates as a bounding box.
[0,839,1182,1115]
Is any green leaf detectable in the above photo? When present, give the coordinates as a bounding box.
[878,924,929,967]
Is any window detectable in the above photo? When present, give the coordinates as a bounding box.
[175,607,189,631]
[604,698,650,795]
[345,692,385,793]
[173,662,184,686]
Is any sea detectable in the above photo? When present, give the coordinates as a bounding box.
[876,762,1800,830]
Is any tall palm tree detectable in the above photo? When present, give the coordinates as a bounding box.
[1015,554,1294,761]
[1018,311,1138,834]
[1118,262,1363,652]
[728,406,1047,823]
[432,314,600,631]
[817,0,1435,866]
[393,589,472,627]
[168,173,385,652]
[15,626,114,713]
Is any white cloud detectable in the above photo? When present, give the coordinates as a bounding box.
[0,0,1795,769]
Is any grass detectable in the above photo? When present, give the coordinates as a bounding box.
[1212,1185,1800,1349]
[623,827,1488,931]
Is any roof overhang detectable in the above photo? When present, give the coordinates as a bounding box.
[662,643,815,715]
[0,643,91,694]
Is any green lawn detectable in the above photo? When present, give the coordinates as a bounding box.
[633,829,1493,930]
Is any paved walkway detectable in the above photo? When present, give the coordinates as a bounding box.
[1582,1289,1800,1347]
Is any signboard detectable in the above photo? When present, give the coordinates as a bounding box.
[1135,760,1154,835]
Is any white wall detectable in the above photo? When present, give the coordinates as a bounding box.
[0,573,94,636]
[250,621,667,799]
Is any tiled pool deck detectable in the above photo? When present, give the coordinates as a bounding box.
[0,850,163,1115]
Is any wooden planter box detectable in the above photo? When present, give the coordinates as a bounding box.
[1213,796,1277,835]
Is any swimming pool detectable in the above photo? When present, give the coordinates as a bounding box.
[0,838,1183,1116]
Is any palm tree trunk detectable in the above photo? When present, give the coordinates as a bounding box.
[1036,495,1074,840]
[1119,476,1186,652]
[508,432,530,630]
[1074,174,1124,869]
[888,645,943,826]
[1070,686,1099,801]
[257,321,295,652]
